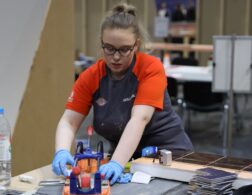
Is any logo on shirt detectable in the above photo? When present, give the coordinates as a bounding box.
[122,94,136,102]
[68,91,74,102]
[96,97,107,106]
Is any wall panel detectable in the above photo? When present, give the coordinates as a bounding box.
[248,0,252,34]
[12,0,74,176]
[197,0,252,66]
[0,0,49,131]
[86,0,104,57]
[224,0,247,35]
[75,0,86,52]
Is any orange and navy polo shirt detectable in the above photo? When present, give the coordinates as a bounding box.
[66,52,193,152]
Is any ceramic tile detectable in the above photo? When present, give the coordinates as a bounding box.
[210,157,252,170]
[174,152,223,165]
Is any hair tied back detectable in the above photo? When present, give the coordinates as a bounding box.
[114,5,125,13]
[113,3,136,16]
[127,9,135,16]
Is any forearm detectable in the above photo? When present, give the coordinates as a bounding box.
[111,118,145,166]
[55,109,85,152]
[55,119,77,152]
[111,105,154,167]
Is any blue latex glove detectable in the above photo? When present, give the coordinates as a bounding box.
[117,173,133,184]
[52,149,74,176]
[99,160,123,185]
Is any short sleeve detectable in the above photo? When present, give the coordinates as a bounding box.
[133,54,167,110]
[66,60,106,115]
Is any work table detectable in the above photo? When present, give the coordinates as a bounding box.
[9,165,188,195]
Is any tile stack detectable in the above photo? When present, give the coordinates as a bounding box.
[188,167,237,195]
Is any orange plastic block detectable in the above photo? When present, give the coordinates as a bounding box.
[78,159,97,173]
[62,183,110,195]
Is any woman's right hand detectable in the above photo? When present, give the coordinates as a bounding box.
[52,149,74,176]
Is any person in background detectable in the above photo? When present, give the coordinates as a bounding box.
[157,1,170,44]
[158,1,170,18]
[186,0,196,22]
[172,3,185,22]
[52,2,193,185]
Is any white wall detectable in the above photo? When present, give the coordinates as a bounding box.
[0,0,50,131]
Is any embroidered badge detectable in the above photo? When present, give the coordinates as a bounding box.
[96,97,107,106]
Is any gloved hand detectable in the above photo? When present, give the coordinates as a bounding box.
[52,149,74,177]
[117,173,133,184]
[99,160,123,185]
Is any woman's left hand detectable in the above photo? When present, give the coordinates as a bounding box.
[99,160,123,185]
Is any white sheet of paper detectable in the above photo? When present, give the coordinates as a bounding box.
[131,171,152,184]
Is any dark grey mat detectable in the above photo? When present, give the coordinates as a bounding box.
[34,186,63,195]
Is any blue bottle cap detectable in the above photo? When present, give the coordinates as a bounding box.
[0,107,4,114]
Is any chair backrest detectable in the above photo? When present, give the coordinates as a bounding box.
[171,57,198,66]
[183,81,224,112]
[167,77,178,98]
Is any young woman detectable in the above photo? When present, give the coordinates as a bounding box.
[52,3,193,185]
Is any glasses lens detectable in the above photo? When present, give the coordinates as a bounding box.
[102,40,136,56]
[103,47,115,55]
[119,47,132,57]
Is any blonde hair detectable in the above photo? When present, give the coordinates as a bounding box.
[100,2,150,50]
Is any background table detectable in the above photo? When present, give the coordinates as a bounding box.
[165,65,212,82]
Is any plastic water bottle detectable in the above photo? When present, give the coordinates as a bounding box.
[0,107,11,187]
